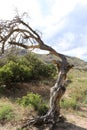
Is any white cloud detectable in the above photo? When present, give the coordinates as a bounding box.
[0,0,87,61]
[35,0,78,44]
[53,32,75,51]
[0,0,42,20]
[79,0,87,5]
[0,0,15,19]
[49,2,87,61]
[65,47,87,60]
[51,0,76,20]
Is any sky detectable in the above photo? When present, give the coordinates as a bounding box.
[0,0,87,61]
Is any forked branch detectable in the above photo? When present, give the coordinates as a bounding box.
[0,14,67,62]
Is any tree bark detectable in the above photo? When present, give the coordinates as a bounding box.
[20,61,73,130]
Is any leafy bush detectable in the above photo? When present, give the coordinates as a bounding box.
[0,64,13,84]
[17,93,48,115]
[6,53,19,63]
[22,53,56,79]
[7,61,33,82]
[0,53,56,85]
[0,61,33,85]
[17,93,41,110]
[0,53,19,67]
[0,105,14,121]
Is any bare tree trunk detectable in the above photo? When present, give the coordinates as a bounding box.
[0,15,74,129]
[20,61,73,130]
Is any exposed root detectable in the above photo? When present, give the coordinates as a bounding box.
[17,113,66,130]
[20,115,53,129]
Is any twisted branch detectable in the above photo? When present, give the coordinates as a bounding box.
[0,14,67,62]
[0,14,74,130]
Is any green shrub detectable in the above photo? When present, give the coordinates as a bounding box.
[16,93,48,115]
[38,103,48,116]
[0,53,19,67]
[0,61,33,84]
[8,61,33,82]
[37,63,56,79]
[17,93,42,110]
[0,53,56,85]
[0,64,13,84]
[23,53,56,79]
[0,105,14,121]
[6,53,19,63]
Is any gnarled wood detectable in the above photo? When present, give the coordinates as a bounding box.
[19,61,73,130]
[0,14,74,129]
[0,15,67,62]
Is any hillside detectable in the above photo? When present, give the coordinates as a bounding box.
[36,53,87,70]
[1,48,87,70]
[16,48,87,69]
[0,49,87,130]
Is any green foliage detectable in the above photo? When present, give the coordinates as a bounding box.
[17,93,41,110]
[0,54,19,67]
[0,64,13,84]
[0,105,14,121]
[0,59,7,67]
[0,61,32,84]
[0,53,56,85]
[6,53,19,63]
[22,53,56,79]
[61,70,87,110]
[38,103,48,116]
[67,69,87,107]
[17,128,27,130]
[16,93,48,116]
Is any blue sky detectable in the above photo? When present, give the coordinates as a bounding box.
[0,0,87,61]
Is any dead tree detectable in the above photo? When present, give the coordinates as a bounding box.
[0,14,73,129]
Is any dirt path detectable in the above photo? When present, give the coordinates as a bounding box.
[65,113,87,130]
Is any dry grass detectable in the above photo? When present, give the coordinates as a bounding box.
[0,68,87,129]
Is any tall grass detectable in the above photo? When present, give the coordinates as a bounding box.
[61,69,87,110]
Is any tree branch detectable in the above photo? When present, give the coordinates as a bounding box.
[9,41,40,49]
[0,14,74,130]
[0,15,67,62]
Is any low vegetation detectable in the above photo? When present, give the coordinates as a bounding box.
[0,105,14,121]
[16,93,48,116]
[61,69,87,111]
[0,52,87,129]
[0,53,56,86]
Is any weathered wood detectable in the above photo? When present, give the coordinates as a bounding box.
[18,61,73,129]
[0,14,74,129]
